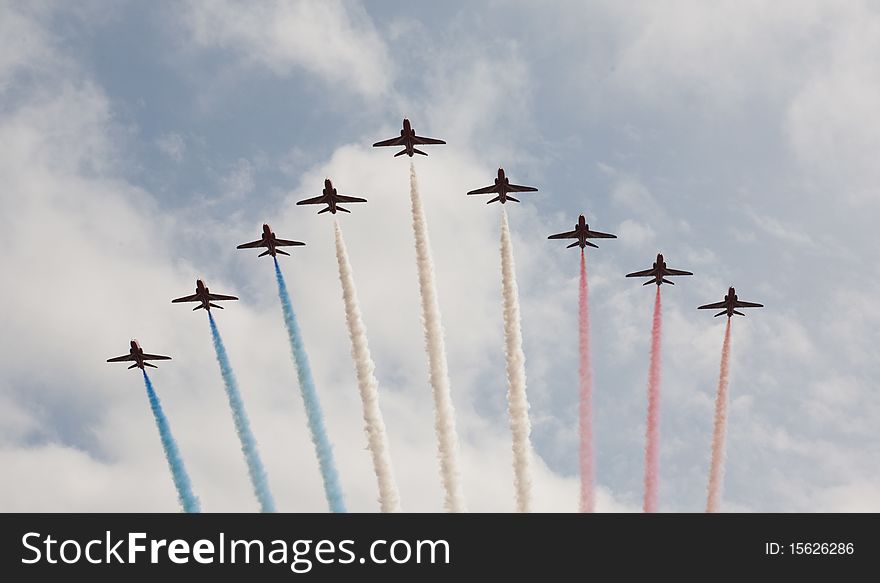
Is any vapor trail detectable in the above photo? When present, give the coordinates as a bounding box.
[500,208,533,513]
[332,222,401,512]
[273,258,346,513]
[578,250,594,513]
[142,371,200,513]
[208,312,276,512]
[409,162,467,512]
[643,287,663,513]
[706,318,733,513]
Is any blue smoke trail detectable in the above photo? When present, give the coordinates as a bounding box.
[141,371,200,513]
[274,257,346,513]
[208,312,276,512]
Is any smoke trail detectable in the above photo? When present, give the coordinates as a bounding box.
[643,287,663,513]
[331,224,400,512]
[578,250,594,513]
[500,208,533,513]
[273,258,346,513]
[207,312,276,512]
[142,371,200,513]
[706,318,733,513]
[409,162,466,512]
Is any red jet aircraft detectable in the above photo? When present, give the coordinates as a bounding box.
[107,340,171,370]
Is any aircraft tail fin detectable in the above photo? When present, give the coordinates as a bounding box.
[643,278,657,286]
[144,362,158,368]
[506,196,521,203]
[276,249,290,256]
[258,249,271,257]
[714,310,727,317]
[586,241,599,248]
[566,241,580,249]
[732,310,745,317]
[394,149,408,157]
[128,363,138,369]
[209,303,224,310]
[193,304,205,311]
[413,148,428,156]
[486,195,502,204]
[661,277,674,285]
[337,206,351,213]
[318,207,332,214]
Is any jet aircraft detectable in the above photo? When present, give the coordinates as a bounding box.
[296,179,367,214]
[467,168,538,204]
[372,118,446,157]
[548,214,617,248]
[107,340,171,370]
[626,253,693,285]
[698,287,764,317]
[237,224,305,258]
[172,279,239,311]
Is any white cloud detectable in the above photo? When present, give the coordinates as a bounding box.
[784,5,880,203]
[182,0,393,99]
[220,157,256,199]
[616,219,655,249]
[0,5,594,513]
[3,1,880,514]
[156,132,186,162]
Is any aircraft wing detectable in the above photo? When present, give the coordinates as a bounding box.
[735,300,763,308]
[412,135,446,145]
[626,268,656,278]
[586,230,617,239]
[296,195,326,206]
[107,354,136,362]
[274,238,306,247]
[506,183,538,193]
[207,293,238,301]
[467,184,499,195]
[698,301,727,310]
[373,136,406,147]
[665,268,693,276]
[336,194,367,203]
[171,293,200,303]
[548,230,578,240]
[142,353,172,361]
[236,239,265,249]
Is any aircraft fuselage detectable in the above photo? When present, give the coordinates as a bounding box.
[401,118,415,156]
[194,280,212,310]
[322,180,339,213]
[128,340,146,369]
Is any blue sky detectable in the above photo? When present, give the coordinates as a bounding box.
[1,0,878,512]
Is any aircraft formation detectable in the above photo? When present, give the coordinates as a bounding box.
[108,116,763,371]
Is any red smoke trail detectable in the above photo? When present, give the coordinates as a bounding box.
[578,250,595,512]
[706,318,733,513]
[643,286,662,513]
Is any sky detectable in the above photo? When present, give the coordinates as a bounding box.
[1,0,879,512]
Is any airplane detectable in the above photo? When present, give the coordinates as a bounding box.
[107,340,171,370]
[626,253,693,286]
[698,287,764,318]
[172,279,239,311]
[467,168,538,204]
[237,223,305,258]
[372,118,446,157]
[548,214,617,248]
[296,179,367,214]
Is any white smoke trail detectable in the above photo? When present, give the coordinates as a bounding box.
[333,220,401,512]
[409,162,467,512]
[500,208,533,513]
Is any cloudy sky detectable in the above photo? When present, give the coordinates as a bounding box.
[2,0,878,512]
